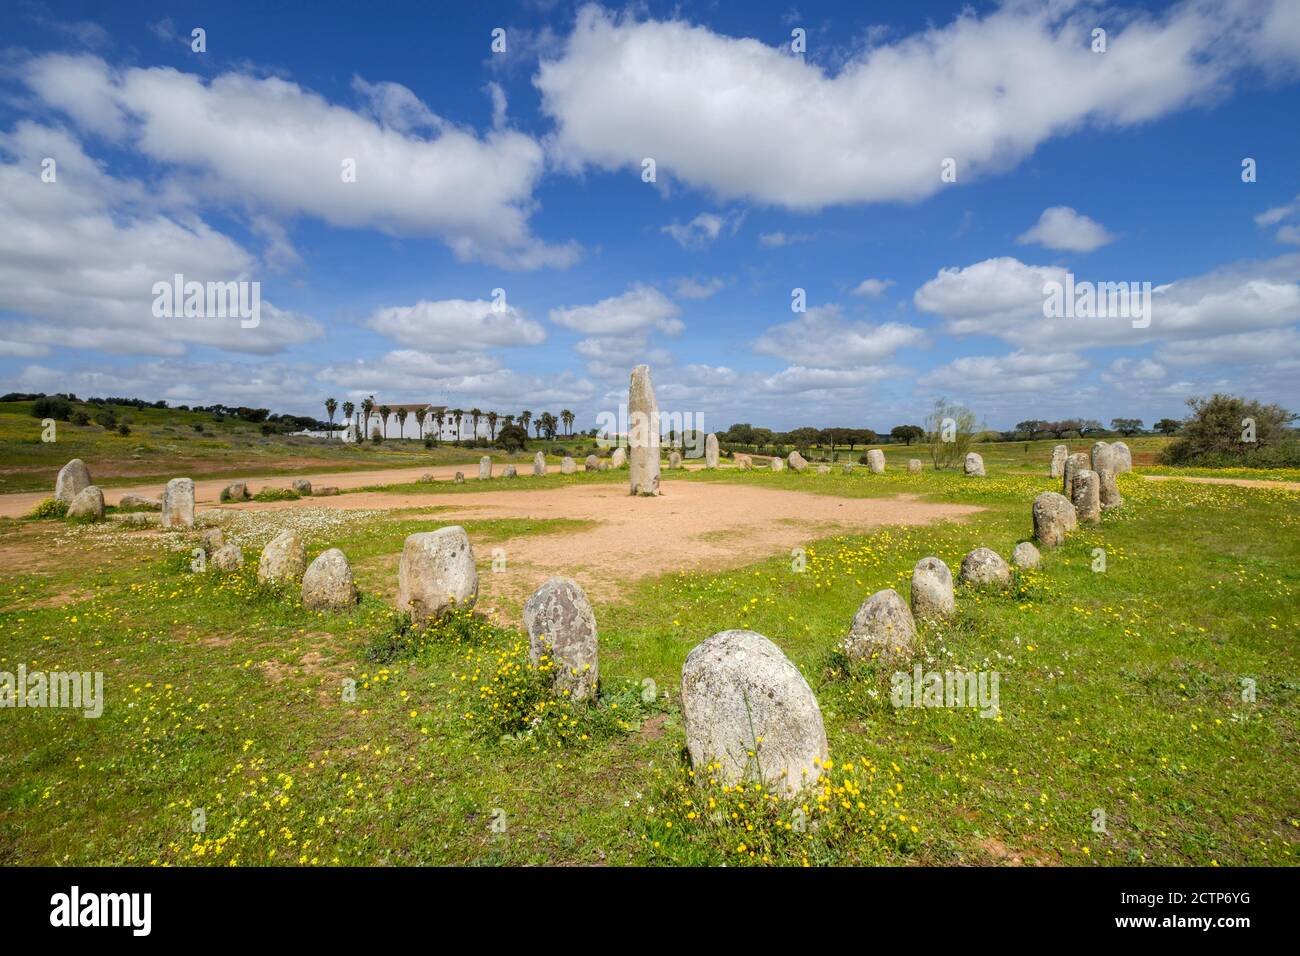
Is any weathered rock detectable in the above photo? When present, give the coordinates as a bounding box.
[502,465,517,478]
[788,451,808,472]
[258,529,306,585]
[55,459,92,503]
[910,557,954,621]
[118,512,156,529]
[301,548,358,611]
[867,449,886,474]
[211,542,243,570]
[397,526,478,619]
[704,433,719,468]
[478,456,493,480]
[523,577,599,702]
[68,485,105,520]
[1033,491,1078,548]
[735,454,752,470]
[844,589,917,661]
[907,459,922,473]
[1011,541,1041,570]
[964,452,986,476]
[292,479,312,495]
[841,463,853,474]
[599,460,610,471]
[584,454,600,472]
[162,478,195,529]
[199,527,225,554]
[118,494,161,511]
[1062,452,1090,495]
[669,451,682,469]
[680,629,828,798]
[817,464,831,474]
[533,451,546,476]
[219,481,250,503]
[560,457,576,475]
[1050,444,1068,479]
[454,472,465,484]
[959,547,1011,587]
[770,456,785,472]
[419,473,434,483]
[1112,441,1133,473]
[1091,442,1123,509]
[610,446,627,469]
[628,364,661,496]
[1071,469,1101,523]
[316,486,340,496]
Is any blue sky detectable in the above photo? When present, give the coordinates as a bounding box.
[2,0,1299,432]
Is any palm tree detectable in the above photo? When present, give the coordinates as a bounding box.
[360,396,374,443]
[377,404,391,439]
[414,407,427,440]
[542,412,558,440]
[534,416,544,439]
[451,409,463,441]
[324,397,338,439]
[469,408,482,442]
[342,400,355,441]
[561,408,574,437]
[487,411,499,441]
[396,407,408,439]
[503,414,515,430]
[520,410,532,436]
[433,409,445,445]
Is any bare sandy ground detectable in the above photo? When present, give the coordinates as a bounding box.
[1139,474,1300,491]
[233,479,982,605]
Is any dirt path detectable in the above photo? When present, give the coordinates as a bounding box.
[240,480,982,606]
[1139,474,1300,491]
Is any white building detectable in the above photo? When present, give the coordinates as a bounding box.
[339,404,497,443]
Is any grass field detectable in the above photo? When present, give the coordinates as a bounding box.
[1,441,1296,866]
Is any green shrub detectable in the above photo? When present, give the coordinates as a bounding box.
[31,396,72,421]
[27,497,68,519]
[252,487,300,502]
[1158,393,1295,466]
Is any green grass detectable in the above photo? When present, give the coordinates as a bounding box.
[0,463,1296,867]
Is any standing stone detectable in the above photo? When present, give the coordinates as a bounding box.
[817,464,831,475]
[584,454,600,472]
[1011,541,1042,570]
[67,485,105,521]
[610,446,627,468]
[301,548,358,611]
[867,449,886,474]
[533,451,546,476]
[1071,469,1101,523]
[55,459,91,503]
[478,456,492,480]
[628,364,661,496]
[220,481,250,502]
[599,460,611,471]
[964,452,986,476]
[1112,441,1133,473]
[704,433,719,469]
[1091,441,1123,509]
[292,479,313,495]
[454,472,465,484]
[770,456,785,472]
[1033,491,1078,548]
[841,463,853,474]
[843,589,917,662]
[199,527,225,554]
[258,529,306,585]
[959,548,1011,586]
[211,543,244,570]
[523,577,599,702]
[1050,444,1069,479]
[907,459,923,473]
[1062,452,1089,495]
[735,454,753,471]
[680,630,828,798]
[162,478,195,529]
[560,457,576,475]
[502,465,517,478]
[316,487,340,496]
[118,494,161,510]
[910,557,954,621]
[397,526,478,619]
[419,473,434,483]
[788,451,808,472]
[668,451,682,469]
